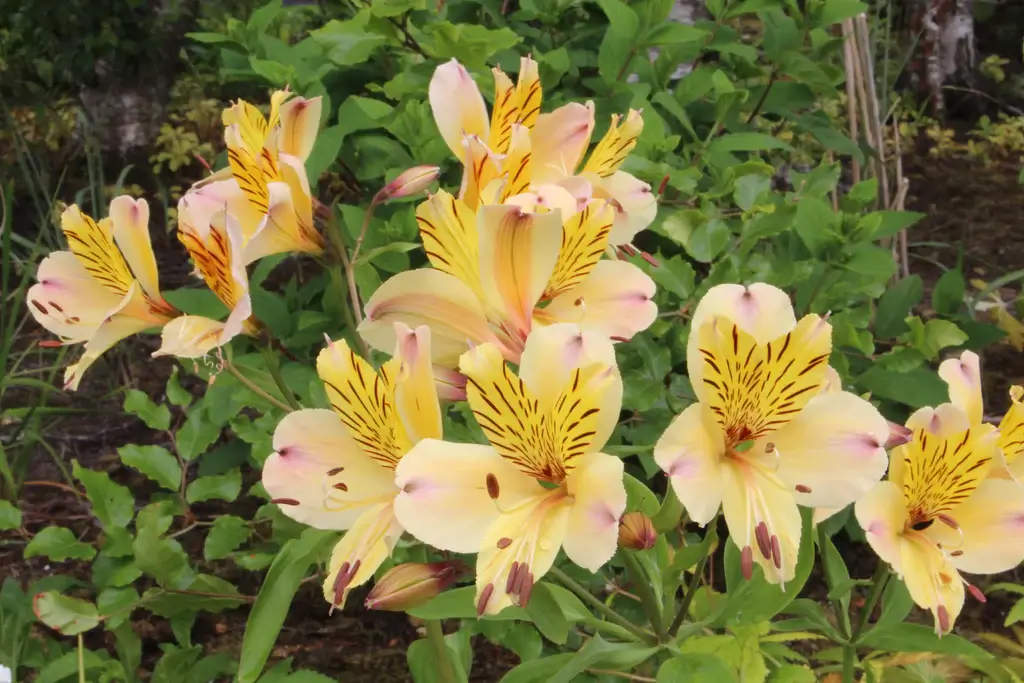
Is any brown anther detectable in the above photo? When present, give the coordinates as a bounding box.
[326,466,345,476]
[518,571,535,608]
[496,537,513,550]
[68,316,80,323]
[270,498,301,506]
[513,564,531,598]
[754,521,772,560]
[506,562,521,593]
[937,604,950,633]
[795,484,812,494]
[967,583,986,603]
[477,583,495,617]
[331,559,361,610]
[48,301,64,313]
[764,442,775,454]
[610,335,629,343]
[31,300,47,314]
[950,550,964,557]
[618,244,638,257]
[657,174,670,195]
[740,545,754,580]
[640,251,660,267]
[39,340,64,348]
[936,513,959,530]
[485,473,500,500]
[770,535,782,570]
[332,482,349,492]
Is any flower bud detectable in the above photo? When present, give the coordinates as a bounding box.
[884,420,913,449]
[374,165,441,203]
[618,511,657,551]
[364,560,465,612]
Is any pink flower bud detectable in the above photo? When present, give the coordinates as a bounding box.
[364,560,465,612]
[618,511,657,550]
[374,166,441,203]
[884,421,913,449]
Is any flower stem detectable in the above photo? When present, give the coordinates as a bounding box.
[841,643,855,683]
[619,550,668,642]
[325,208,371,357]
[817,524,852,638]
[222,359,294,413]
[851,562,890,643]
[425,620,458,683]
[549,567,657,645]
[667,551,707,638]
[260,346,301,410]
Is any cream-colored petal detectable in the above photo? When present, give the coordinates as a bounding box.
[64,310,156,390]
[591,171,657,246]
[938,351,984,425]
[391,323,443,444]
[280,96,322,161]
[654,403,725,525]
[563,453,627,571]
[899,534,965,633]
[153,315,227,359]
[29,252,124,341]
[321,502,403,610]
[530,102,595,185]
[263,409,398,530]
[769,391,890,510]
[539,260,656,342]
[854,481,907,572]
[108,196,161,300]
[430,59,490,158]
[927,479,1024,575]
[360,269,502,368]
[183,179,265,243]
[393,440,543,554]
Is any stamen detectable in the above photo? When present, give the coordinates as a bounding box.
[327,466,345,476]
[770,535,782,570]
[333,482,349,492]
[740,545,754,580]
[966,582,986,603]
[518,571,535,607]
[506,562,521,593]
[640,251,660,268]
[911,519,934,531]
[330,559,362,613]
[486,473,500,500]
[795,484,812,494]
[271,498,301,506]
[754,521,772,560]
[477,583,495,617]
[936,513,959,530]
[950,549,964,557]
[496,537,513,549]
[936,604,950,633]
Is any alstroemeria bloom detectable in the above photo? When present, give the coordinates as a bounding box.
[187,89,324,264]
[154,204,256,359]
[655,284,890,583]
[855,403,1024,633]
[28,198,179,389]
[938,350,1024,482]
[262,325,442,609]
[430,57,656,245]
[358,191,656,368]
[393,324,627,615]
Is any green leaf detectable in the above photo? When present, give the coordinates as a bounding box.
[407,635,469,683]
[73,460,134,530]
[708,133,793,154]
[305,123,346,185]
[1005,598,1024,627]
[166,366,193,407]
[548,633,659,683]
[27,527,95,562]
[237,530,336,683]
[875,275,923,338]
[817,0,868,26]
[186,469,242,504]
[865,210,926,240]
[500,654,576,683]
[0,500,22,530]
[932,269,966,316]
[309,12,387,66]
[793,196,838,257]
[97,586,140,629]
[866,576,913,638]
[658,654,739,682]
[596,0,640,82]
[649,254,696,300]
[409,586,528,621]
[33,592,99,635]
[143,575,245,618]
[118,444,182,491]
[857,366,949,408]
[524,582,570,645]
[176,407,222,461]
[421,23,521,69]
[370,0,426,16]
[204,515,251,560]
[861,622,994,659]
[123,389,171,430]
[767,665,816,683]
[624,474,660,516]
[501,623,543,661]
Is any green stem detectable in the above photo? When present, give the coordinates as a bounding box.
[425,620,457,683]
[222,359,294,413]
[817,524,852,638]
[549,567,657,645]
[261,346,301,410]
[667,552,708,638]
[620,550,668,642]
[77,634,86,683]
[841,644,855,683]
[325,210,370,357]
[851,562,890,643]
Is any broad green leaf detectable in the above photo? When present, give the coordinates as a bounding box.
[865,576,913,638]
[205,515,251,560]
[118,444,182,491]
[406,635,469,683]
[708,133,793,154]
[864,210,926,240]
[548,633,659,683]
[0,500,22,530]
[370,0,426,16]
[186,469,242,504]
[861,623,993,659]
[1005,598,1024,627]
[817,0,867,26]
[33,592,99,635]
[857,366,949,409]
[133,509,195,589]
[624,474,660,516]
[524,582,569,645]
[35,650,105,683]
[408,586,528,621]
[176,406,222,461]
[658,654,739,682]
[123,389,171,430]
[142,575,246,618]
[305,123,346,185]
[309,12,387,66]
[500,654,576,683]
[420,23,521,69]
[26,526,96,561]
[932,269,966,316]
[166,366,193,407]
[596,0,640,83]
[875,275,923,338]
[793,196,838,257]
[501,623,543,661]
[73,460,134,530]
[97,586,139,629]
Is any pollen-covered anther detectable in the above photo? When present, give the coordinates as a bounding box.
[937,604,951,633]
[794,484,812,493]
[333,482,349,492]
[506,562,535,608]
[477,583,495,617]
[640,251,660,268]
[496,537,513,549]
[966,582,987,603]
[950,549,964,557]
[754,521,772,560]
[740,545,754,580]
[271,497,301,506]
[770,535,782,570]
[764,442,775,454]
[331,559,362,611]
[326,466,345,476]
[485,473,500,500]
[936,513,959,530]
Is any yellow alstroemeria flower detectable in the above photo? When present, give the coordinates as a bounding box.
[937,350,1024,482]
[28,197,179,389]
[655,284,890,583]
[187,89,325,264]
[855,402,1024,633]
[154,203,257,359]
[429,57,656,245]
[393,324,627,615]
[262,324,442,610]
[358,191,656,370]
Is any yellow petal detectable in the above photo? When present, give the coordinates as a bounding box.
[655,403,725,525]
[223,99,270,158]
[61,205,136,299]
[563,452,627,570]
[391,324,443,444]
[514,56,542,130]
[394,440,542,554]
[543,200,614,300]
[581,109,643,178]
[429,59,490,158]
[459,135,502,210]
[538,260,657,342]
[184,179,264,243]
[226,133,276,214]
[415,191,482,298]
[899,534,964,633]
[926,478,1024,575]
[477,204,562,336]
[360,269,501,367]
[531,102,595,185]
[243,177,323,265]
[279,95,322,161]
[591,171,657,246]
[263,409,398,529]
[65,305,155,390]
[938,351,984,425]
[28,252,125,342]
[497,125,533,203]
[108,196,161,301]
[268,89,291,128]
[322,502,403,610]
[487,68,517,154]
[998,386,1024,467]
[177,207,249,312]
[855,481,910,572]
[153,315,229,359]
[695,313,832,443]
[769,391,889,510]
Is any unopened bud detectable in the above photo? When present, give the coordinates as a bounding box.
[364,561,465,612]
[374,165,441,203]
[884,421,913,449]
[618,512,657,550]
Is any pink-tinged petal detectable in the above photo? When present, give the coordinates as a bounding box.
[531,102,595,185]
[433,365,468,401]
[108,196,161,300]
[997,387,1024,469]
[553,176,594,215]
[477,204,562,336]
[926,479,1024,575]
[394,439,543,554]
[899,534,965,633]
[768,391,890,510]
[29,252,123,341]
[153,315,227,359]
[429,59,490,158]
[262,409,398,530]
[279,95,322,161]
[539,260,656,341]
[65,306,156,390]
[854,481,907,572]
[322,502,403,610]
[241,155,322,264]
[938,351,984,426]
[359,269,501,368]
[591,171,657,245]
[391,324,443,444]
[654,403,725,525]
[563,453,627,570]
[182,179,264,244]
